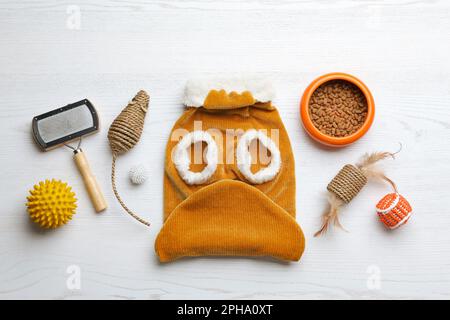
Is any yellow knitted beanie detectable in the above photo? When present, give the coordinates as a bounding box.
[155,78,305,262]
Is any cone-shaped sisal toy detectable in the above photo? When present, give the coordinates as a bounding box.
[108,90,150,226]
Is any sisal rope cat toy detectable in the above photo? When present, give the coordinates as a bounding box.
[315,145,412,236]
[108,90,150,226]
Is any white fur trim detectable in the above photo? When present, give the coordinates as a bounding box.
[183,77,275,107]
[173,131,218,185]
[236,130,281,184]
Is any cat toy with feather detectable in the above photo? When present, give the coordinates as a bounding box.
[315,145,412,236]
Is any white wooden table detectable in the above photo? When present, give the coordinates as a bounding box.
[1,0,449,300]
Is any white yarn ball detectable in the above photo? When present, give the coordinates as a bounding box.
[129,164,148,185]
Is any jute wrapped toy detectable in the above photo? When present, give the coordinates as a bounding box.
[315,147,412,236]
[108,90,150,226]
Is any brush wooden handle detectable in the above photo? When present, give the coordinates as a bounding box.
[73,149,107,213]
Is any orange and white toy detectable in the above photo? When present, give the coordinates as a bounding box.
[376,193,412,229]
[315,145,413,236]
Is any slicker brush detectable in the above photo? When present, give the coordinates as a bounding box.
[108,90,150,226]
[26,179,77,229]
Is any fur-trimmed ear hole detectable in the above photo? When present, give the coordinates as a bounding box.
[173,131,218,185]
[236,130,281,184]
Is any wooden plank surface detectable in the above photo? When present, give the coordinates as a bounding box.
[0,0,449,299]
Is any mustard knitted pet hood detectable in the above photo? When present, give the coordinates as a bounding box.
[155,78,305,262]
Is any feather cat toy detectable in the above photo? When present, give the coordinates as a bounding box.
[315,145,412,236]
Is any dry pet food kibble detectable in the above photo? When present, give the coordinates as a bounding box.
[308,80,368,137]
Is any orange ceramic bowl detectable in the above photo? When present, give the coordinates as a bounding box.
[300,72,375,147]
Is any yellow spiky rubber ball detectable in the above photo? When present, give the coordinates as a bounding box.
[26,179,77,229]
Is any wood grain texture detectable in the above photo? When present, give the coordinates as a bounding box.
[0,0,449,299]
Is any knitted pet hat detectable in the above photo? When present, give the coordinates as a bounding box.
[155,78,305,262]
